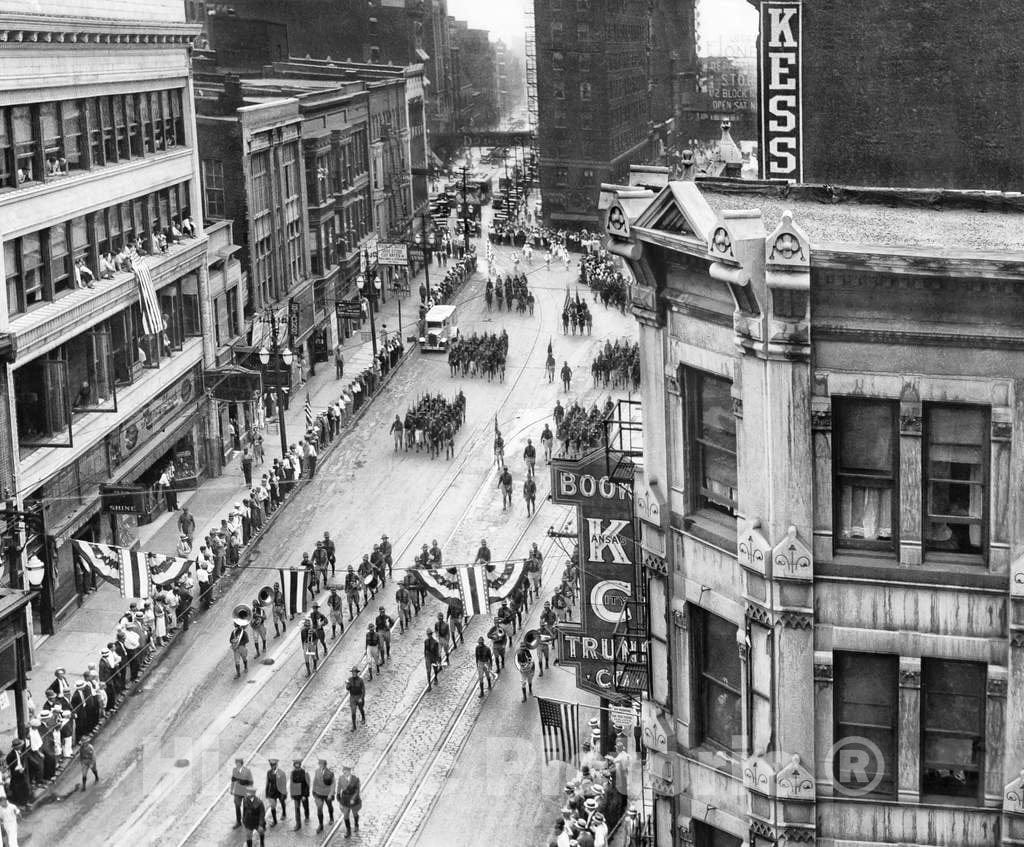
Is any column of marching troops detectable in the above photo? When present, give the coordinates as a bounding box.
[225,535,583,845]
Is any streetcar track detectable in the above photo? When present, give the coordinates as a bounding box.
[172,271,553,846]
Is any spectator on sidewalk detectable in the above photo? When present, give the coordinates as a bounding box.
[177,507,196,543]
[159,464,177,511]
[251,430,264,465]
[335,343,345,379]
[241,448,253,487]
[197,563,212,611]
[0,792,23,847]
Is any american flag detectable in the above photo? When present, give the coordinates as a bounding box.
[278,568,310,617]
[304,394,313,429]
[131,257,163,336]
[456,565,489,617]
[536,697,579,767]
[71,541,122,587]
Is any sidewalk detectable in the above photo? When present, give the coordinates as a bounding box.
[10,263,441,754]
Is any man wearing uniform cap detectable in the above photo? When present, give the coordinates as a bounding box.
[312,757,336,832]
[345,667,366,730]
[241,785,267,847]
[336,762,361,838]
[289,758,310,830]
[265,758,287,826]
[229,756,253,828]
[374,606,394,662]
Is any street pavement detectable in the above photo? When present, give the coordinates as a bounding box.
[20,222,639,846]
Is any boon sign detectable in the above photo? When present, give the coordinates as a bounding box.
[760,0,802,181]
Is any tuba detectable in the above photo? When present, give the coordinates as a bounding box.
[515,647,534,672]
[257,586,275,607]
[232,604,253,627]
[487,623,504,643]
[522,629,541,650]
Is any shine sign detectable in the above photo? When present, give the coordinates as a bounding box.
[760,0,803,181]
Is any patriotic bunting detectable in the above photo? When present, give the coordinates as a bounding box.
[278,568,309,618]
[456,565,489,616]
[131,257,163,337]
[148,553,196,587]
[71,540,192,596]
[122,552,151,600]
[537,697,580,766]
[71,541,122,587]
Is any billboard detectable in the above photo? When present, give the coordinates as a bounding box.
[760,0,803,181]
[550,450,642,697]
[377,242,409,267]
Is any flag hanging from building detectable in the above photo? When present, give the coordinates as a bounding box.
[456,565,489,616]
[304,394,313,429]
[536,697,580,767]
[71,541,123,587]
[122,552,152,600]
[148,553,196,587]
[278,568,309,617]
[131,257,163,337]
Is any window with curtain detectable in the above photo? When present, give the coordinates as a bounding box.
[834,398,896,549]
[925,405,987,557]
[834,652,897,798]
[21,232,43,306]
[12,105,38,183]
[693,607,741,752]
[48,223,72,295]
[921,659,985,802]
[5,241,21,316]
[689,370,738,516]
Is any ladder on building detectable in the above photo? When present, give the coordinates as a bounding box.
[524,2,541,197]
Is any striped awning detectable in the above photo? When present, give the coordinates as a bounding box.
[132,258,163,336]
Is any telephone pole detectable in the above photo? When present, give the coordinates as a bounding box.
[459,164,471,255]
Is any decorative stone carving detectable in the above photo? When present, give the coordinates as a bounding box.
[772,526,812,581]
[642,551,668,575]
[1011,561,1024,598]
[641,700,670,754]
[671,608,688,630]
[1012,630,1024,650]
[993,419,1013,441]
[778,611,812,629]
[744,755,778,796]
[737,519,772,577]
[732,397,743,418]
[750,820,776,839]
[746,603,772,627]
[766,211,809,269]
[813,663,833,685]
[989,677,1008,697]
[777,754,815,801]
[899,413,922,436]
[782,827,817,844]
[710,225,734,259]
[810,408,832,431]
[646,750,682,796]
[1005,769,1024,813]
[898,668,921,688]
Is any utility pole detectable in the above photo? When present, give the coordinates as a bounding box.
[459,164,471,255]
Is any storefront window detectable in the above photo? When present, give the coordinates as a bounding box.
[15,355,72,450]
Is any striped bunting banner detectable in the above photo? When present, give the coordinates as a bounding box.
[71,540,123,587]
[457,565,489,617]
[148,553,196,587]
[131,257,163,336]
[278,568,309,618]
[122,552,152,600]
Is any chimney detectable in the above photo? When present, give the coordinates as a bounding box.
[220,73,244,112]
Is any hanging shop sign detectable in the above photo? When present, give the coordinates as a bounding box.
[108,367,199,469]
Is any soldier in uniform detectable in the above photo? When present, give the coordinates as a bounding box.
[312,541,330,589]
[272,582,287,635]
[345,667,366,730]
[488,617,508,673]
[302,551,319,599]
[322,531,337,577]
[395,581,413,632]
[524,474,538,516]
[241,785,267,847]
[540,423,555,464]
[312,758,336,833]
[446,596,465,647]
[326,587,345,638]
[434,612,452,662]
[337,763,361,838]
[365,624,382,672]
[375,606,393,661]
[424,628,443,691]
[230,756,253,828]
[516,646,536,702]
[309,603,328,653]
[498,465,514,510]
[250,598,268,657]
[300,620,319,676]
[357,554,374,603]
[265,758,288,826]
[344,565,362,620]
[230,624,249,679]
[380,534,393,578]
[474,538,492,569]
[475,636,494,698]
[289,758,310,830]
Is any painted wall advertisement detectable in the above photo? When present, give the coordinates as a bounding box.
[550,450,645,697]
[107,367,199,470]
[760,0,803,181]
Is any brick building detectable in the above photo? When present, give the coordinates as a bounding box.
[601,176,1024,846]
[0,0,216,634]
[534,0,695,228]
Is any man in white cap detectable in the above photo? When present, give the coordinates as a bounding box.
[241,784,266,847]
[590,811,608,847]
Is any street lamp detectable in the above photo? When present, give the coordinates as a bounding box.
[258,310,294,459]
[356,253,382,358]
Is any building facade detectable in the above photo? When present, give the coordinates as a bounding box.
[601,178,1024,846]
[0,1,211,633]
[533,0,694,228]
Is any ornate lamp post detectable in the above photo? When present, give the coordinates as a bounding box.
[258,309,293,458]
[356,251,382,358]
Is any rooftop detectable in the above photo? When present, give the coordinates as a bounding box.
[696,180,1024,256]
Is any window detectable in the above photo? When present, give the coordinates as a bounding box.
[12,106,38,184]
[39,103,65,177]
[202,158,225,219]
[368,16,378,36]
[747,623,772,756]
[692,822,742,847]
[580,82,592,101]
[113,96,130,159]
[99,97,116,163]
[834,652,897,798]
[550,22,564,41]
[0,110,13,188]
[692,607,741,752]
[14,355,71,448]
[925,405,988,557]
[921,659,985,802]
[5,242,21,316]
[554,107,568,128]
[551,51,564,71]
[62,101,84,170]
[554,166,569,185]
[139,93,154,154]
[833,399,897,550]
[21,233,44,306]
[689,370,738,516]
[125,95,142,157]
[552,81,566,100]
[47,224,72,295]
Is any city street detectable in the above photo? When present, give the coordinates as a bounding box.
[21,228,638,847]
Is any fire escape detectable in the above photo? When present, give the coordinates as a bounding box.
[603,398,648,696]
[523,2,540,190]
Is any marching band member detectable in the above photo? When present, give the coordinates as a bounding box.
[230,624,249,679]
[250,598,268,657]
[487,617,508,673]
[515,646,535,702]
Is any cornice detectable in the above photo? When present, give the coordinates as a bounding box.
[0,15,200,46]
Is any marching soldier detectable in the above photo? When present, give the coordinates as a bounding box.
[370,545,387,588]
[310,603,328,653]
[344,565,362,620]
[375,606,394,660]
[428,539,443,567]
[272,582,287,635]
[357,555,374,602]
[380,534,393,578]
[395,581,413,632]
[488,617,508,673]
[561,361,573,392]
[265,758,288,826]
[241,786,267,847]
[345,667,366,730]
[302,551,319,599]
[446,596,465,647]
[230,624,249,679]
[496,600,514,638]
[523,438,537,477]
[516,646,536,702]
[524,474,537,515]
[250,599,268,657]
[474,538,492,568]
[327,587,345,638]
[300,620,319,676]
[323,531,337,577]
[498,466,514,510]
[337,763,361,838]
[475,636,494,698]
[365,624,382,672]
[434,612,452,662]
[312,758,336,833]
[424,628,443,691]
[289,758,311,830]
[312,540,330,588]
[540,423,554,463]
[230,756,253,828]
[539,608,557,674]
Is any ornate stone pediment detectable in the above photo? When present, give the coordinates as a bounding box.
[737,518,771,577]
[744,754,778,796]
[1005,769,1024,813]
[745,753,815,802]
[772,526,812,581]
[641,699,670,754]
[777,754,815,801]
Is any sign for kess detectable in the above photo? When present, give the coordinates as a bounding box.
[760,1,802,181]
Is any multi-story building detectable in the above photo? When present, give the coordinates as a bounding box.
[0,0,211,634]
[533,0,695,228]
[601,177,1024,846]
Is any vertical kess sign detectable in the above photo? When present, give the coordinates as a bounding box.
[760,0,802,181]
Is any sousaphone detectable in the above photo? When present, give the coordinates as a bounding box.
[232,604,253,627]
[257,586,275,607]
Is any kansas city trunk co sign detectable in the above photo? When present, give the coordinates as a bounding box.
[760,0,802,181]
[551,450,642,696]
